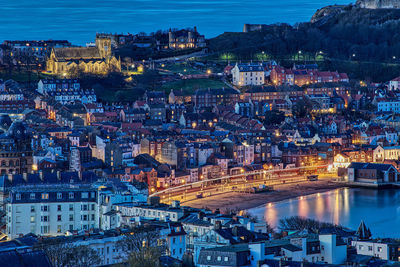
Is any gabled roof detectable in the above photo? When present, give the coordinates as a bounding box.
[348,162,396,172]
[54,47,101,59]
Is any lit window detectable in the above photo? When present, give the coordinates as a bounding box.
[41,193,49,200]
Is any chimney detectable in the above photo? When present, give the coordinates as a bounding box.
[197,212,204,220]
[214,220,222,230]
[22,172,28,182]
[7,174,13,183]
[171,200,180,208]
[39,171,44,181]
[232,226,239,236]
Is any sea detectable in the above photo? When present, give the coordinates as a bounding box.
[0,0,351,45]
[248,187,400,238]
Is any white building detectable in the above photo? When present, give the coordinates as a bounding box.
[377,100,400,113]
[389,77,400,91]
[6,185,99,239]
[373,145,400,162]
[114,200,185,223]
[232,63,265,87]
[37,79,80,95]
[248,233,347,266]
[352,240,399,261]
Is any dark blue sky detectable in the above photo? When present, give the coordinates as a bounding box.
[0,0,351,44]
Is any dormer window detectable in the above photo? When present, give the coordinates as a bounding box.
[16,193,21,200]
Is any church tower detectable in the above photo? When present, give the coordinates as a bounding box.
[96,36,112,58]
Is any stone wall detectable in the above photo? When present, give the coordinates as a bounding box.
[356,0,400,9]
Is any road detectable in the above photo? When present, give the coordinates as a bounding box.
[153,166,333,204]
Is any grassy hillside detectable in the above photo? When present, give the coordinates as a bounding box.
[208,6,400,81]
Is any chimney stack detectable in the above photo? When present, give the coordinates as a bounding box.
[214,220,222,230]
[23,172,28,182]
[7,173,13,183]
[232,226,239,236]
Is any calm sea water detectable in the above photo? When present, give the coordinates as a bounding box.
[248,188,400,238]
[0,0,350,44]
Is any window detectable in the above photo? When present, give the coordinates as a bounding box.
[41,225,48,234]
[41,205,48,212]
[378,247,383,252]
[224,257,228,262]
[30,216,35,223]
[369,246,373,251]
[30,206,35,212]
[41,216,48,222]
[69,193,74,199]
[69,214,74,221]
[57,205,61,211]
[16,193,21,200]
[69,204,73,211]
[57,215,62,221]
[81,205,88,211]
[41,193,49,200]
[81,192,88,199]
[30,193,35,200]
[57,225,61,233]
[91,214,95,221]
[57,193,62,199]
[207,256,211,261]
[91,204,95,210]
[217,256,221,261]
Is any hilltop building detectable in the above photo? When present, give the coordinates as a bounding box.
[168,27,206,50]
[46,36,121,75]
[232,63,265,86]
[356,0,400,9]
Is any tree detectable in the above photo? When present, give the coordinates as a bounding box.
[35,240,101,267]
[117,228,167,267]
[292,98,313,118]
[279,216,340,232]
[264,110,285,125]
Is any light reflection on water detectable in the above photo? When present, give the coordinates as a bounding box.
[249,188,400,238]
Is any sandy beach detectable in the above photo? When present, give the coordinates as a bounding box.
[183,180,343,212]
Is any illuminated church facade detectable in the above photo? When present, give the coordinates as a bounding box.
[46,36,121,75]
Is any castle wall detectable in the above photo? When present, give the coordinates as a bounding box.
[357,0,400,9]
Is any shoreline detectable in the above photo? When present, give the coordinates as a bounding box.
[183,180,344,212]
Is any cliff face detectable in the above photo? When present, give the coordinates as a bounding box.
[356,0,400,9]
[311,5,346,24]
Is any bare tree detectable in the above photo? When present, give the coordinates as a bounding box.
[117,228,167,267]
[279,216,340,232]
[35,240,101,267]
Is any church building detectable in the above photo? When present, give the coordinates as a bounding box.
[46,36,121,75]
